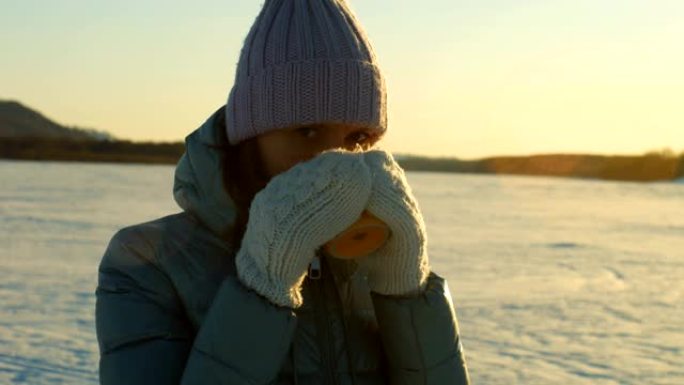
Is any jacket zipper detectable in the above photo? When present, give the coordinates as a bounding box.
[308,254,339,385]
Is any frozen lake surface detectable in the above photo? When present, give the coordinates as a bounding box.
[1,160,682,384]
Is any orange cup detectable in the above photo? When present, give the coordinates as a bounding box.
[324,211,390,259]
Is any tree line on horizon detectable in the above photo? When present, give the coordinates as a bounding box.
[2,99,682,182]
[0,137,682,182]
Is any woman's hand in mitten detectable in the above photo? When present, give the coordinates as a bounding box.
[236,149,372,308]
[356,149,430,296]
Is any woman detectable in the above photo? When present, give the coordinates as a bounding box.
[95,0,470,384]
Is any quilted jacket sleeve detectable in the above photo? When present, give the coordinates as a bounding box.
[370,272,471,385]
[96,228,297,385]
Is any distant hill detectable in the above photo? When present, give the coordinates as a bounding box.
[0,100,114,141]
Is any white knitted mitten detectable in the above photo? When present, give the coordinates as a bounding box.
[356,149,431,296]
[236,149,372,308]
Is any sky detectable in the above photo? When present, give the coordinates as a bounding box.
[1,0,683,159]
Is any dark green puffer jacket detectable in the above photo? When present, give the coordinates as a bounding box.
[95,109,470,384]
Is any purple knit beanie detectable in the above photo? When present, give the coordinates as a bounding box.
[225,0,387,145]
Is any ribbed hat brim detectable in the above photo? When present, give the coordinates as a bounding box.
[226,59,386,144]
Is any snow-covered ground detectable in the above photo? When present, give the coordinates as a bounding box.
[1,160,682,384]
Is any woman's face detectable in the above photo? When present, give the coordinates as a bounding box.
[255,122,382,178]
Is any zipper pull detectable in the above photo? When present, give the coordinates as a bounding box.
[308,254,321,280]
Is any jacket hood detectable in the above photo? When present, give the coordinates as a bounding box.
[173,107,237,239]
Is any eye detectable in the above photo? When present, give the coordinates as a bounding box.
[353,132,369,143]
[349,131,375,145]
[297,126,319,139]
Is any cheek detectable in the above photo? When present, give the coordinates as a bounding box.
[256,133,325,177]
[284,151,320,173]
[263,148,314,177]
